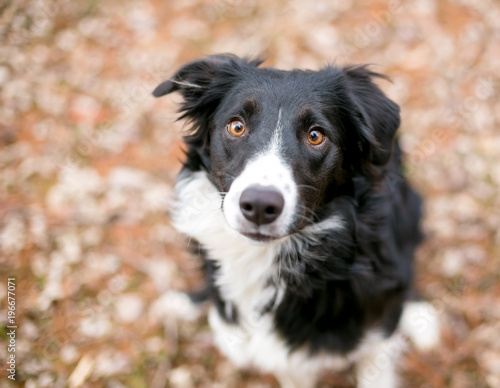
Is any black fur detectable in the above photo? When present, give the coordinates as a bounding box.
[154,54,422,356]
[273,144,421,353]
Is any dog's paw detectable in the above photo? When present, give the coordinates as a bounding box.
[399,301,440,351]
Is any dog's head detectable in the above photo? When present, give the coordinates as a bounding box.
[154,54,400,242]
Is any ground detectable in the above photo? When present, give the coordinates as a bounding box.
[0,0,499,387]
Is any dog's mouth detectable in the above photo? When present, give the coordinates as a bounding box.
[241,231,279,242]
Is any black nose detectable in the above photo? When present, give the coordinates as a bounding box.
[239,185,285,225]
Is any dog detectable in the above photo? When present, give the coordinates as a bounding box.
[153,54,440,388]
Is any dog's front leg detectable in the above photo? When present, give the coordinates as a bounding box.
[354,335,400,388]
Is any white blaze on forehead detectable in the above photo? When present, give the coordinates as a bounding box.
[223,109,298,237]
[271,108,284,152]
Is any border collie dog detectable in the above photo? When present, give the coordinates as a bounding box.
[153,54,440,388]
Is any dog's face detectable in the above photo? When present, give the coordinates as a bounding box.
[154,55,400,242]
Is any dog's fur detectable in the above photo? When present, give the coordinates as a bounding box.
[153,54,439,388]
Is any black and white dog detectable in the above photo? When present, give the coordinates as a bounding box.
[153,54,439,388]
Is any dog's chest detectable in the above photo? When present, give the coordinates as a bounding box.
[203,227,300,373]
[205,237,352,376]
[172,171,351,374]
[208,249,295,373]
[214,239,280,311]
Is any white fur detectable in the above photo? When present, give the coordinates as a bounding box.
[356,332,409,388]
[172,171,418,388]
[303,217,344,233]
[399,301,440,351]
[271,108,285,152]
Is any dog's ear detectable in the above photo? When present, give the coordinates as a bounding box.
[343,65,400,166]
[153,54,237,98]
[153,54,263,119]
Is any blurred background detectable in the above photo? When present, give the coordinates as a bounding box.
[0,0,499,387]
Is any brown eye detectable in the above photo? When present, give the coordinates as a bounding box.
[227,120,246,136]
[307,128,324,145]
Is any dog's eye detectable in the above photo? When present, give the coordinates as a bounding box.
[227,120,246,137]
[307,128,325,145]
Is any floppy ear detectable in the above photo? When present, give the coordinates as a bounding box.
[153,54,239,98]
[343,65,400,166]
[153,54,263,120]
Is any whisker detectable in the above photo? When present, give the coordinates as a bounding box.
[293,214,316,225]
[295,203,314,212]
[295,184,320,192]
[294,204,317,220]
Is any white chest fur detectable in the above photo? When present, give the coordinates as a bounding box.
[172,172,356,376]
